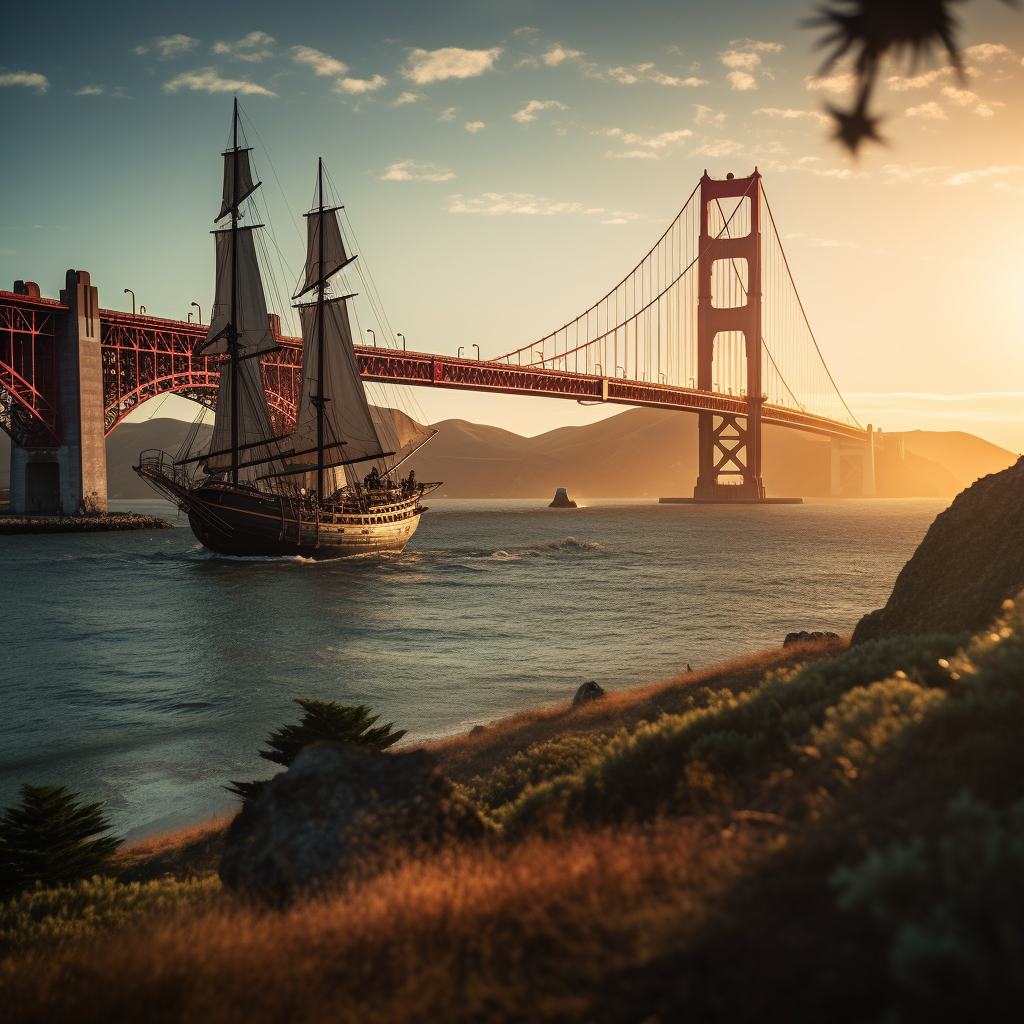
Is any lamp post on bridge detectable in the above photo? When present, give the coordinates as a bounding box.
[191,302,201,324]
[124,288,135,315]
[397,333,406,351]
[366,329,376,348]
[472,344,480,360]
[457,346,465,358]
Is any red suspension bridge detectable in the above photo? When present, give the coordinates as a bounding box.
[1,169,874,514]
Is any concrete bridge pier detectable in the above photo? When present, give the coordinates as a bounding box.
[830,424,876,497]
[9,270,107,514]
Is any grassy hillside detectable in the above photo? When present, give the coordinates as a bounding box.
[4,599,1024,1021]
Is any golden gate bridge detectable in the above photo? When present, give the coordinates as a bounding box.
[0,169,876,515]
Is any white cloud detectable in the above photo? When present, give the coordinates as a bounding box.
[693,139,745,158]
[403,47,502,85]
[212,32,275,62]
[608,63,653,84]
[380,159,455,182]
[904,101,947,120]
[465,121,486,133]
[943,165,1020,186]
[963,43,1016,63]
[621,129,692,149]
[156,35,198,60]
[882,163,948,182]
[727,71,757,91]
[447,192,641,222]
[693,105,727,126]
[514,27,539,37]
[163,68,276,97]
[730,39,784,53]
[392,92,420,106]
[512,99,568,124]
[720,50,761,71]
[0,71,49,93]
[605,62,704,87]
[753,107,828,124]
[291,46,348,77]
[132,45,148,56]
[805,73,858,93]
[941,86,979,106]
[973,102,1002,117]
[333,74,387,94]
[438,107,457,121]
[650,72,706,87]
[543,46,582,66]
[75,85,104,96]
[886,68,952,91]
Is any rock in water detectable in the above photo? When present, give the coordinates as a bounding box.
[852,457,1024,644]
[549,487,577,508]
[219,743,484,904]
[573,681,606,706]
[783,630,840,648]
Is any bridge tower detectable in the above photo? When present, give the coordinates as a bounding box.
[694,169,765,500]
[9,270,108,514]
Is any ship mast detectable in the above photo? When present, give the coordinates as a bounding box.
[229,97,240,486]
[315,158,326,498]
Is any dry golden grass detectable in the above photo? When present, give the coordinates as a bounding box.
[431,637,847,787]
[1,819,782,1024]
[111,815,234,882]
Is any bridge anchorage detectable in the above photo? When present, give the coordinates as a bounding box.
[1,170,875,515]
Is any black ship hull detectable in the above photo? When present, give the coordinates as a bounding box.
[136,459,423,560]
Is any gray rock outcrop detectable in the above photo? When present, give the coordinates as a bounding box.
[219,742,484,904]
[549,487,578,508]
[852,457,1024,644]
[783,631,840,648]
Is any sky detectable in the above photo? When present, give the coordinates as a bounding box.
[2,0,1022,449]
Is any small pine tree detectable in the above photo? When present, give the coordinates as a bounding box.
[227,700,406,801]
[0,784,122,898]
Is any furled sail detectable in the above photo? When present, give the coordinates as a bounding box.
[291,297,387,465]
[294,209,352,300]
[199,227,276,357]
[217,148,259,223]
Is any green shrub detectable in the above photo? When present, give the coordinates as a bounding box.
[0,875,221,954]
[0,785,121,899]
[228,700,406,800]
[466,734,611,813]
[810,677,947,779]
[833,792,1024,1023]
[499,635,966,833]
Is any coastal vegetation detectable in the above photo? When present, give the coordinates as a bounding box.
[3,598,1024,1021]
[227,699,406,800]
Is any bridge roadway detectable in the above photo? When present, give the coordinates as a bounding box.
[0,296,865,446]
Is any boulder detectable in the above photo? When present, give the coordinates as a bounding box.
[549,487,578,508]
[219,742,484,904]
[783,630,840,648]
[852,457,1024,645]
[573,681,606,706]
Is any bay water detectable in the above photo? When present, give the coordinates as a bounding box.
[0,496,945,839]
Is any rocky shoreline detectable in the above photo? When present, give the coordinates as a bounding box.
[0,512,173,535]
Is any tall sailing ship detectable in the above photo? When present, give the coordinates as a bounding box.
[137,101,439,558]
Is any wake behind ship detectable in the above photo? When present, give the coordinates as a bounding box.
[136,101,439,559]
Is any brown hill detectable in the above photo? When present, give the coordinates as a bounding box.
[852,456,1024,642]
[0,409,1016,500]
